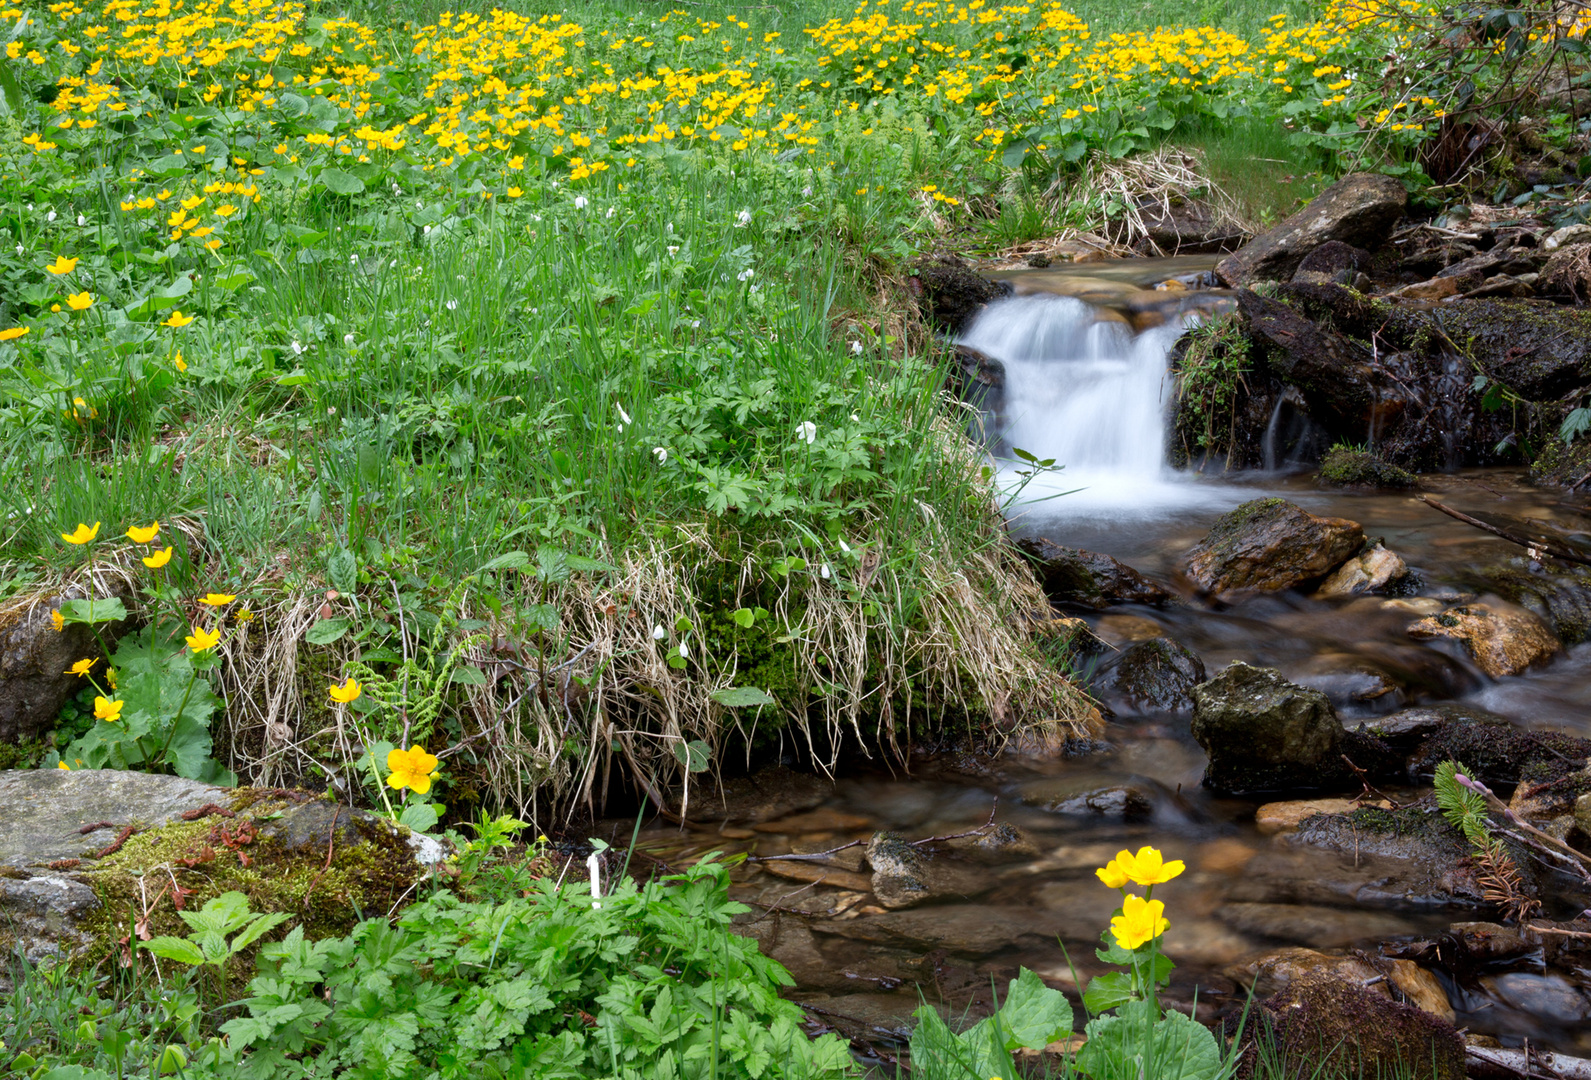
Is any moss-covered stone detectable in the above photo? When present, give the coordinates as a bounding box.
[1317,445,1418,489]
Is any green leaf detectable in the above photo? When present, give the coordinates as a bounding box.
[0,61,22,114]
[229,910,294,953]
[318,167,365,196]
[708,687,775,708]
[731,607,755,628]
[305,618,350,645]
[326,548,357,595]
[398,802,439,833]
[479,550,529,572]
[990,967,1073,1050]
[1076,1007,1222,1080]
[57,597,129,626]
[1001,141,1029,168]
[671,739,711,773]
[450,664,487,686]
[1083,970,1138,1014]
[140,936,205,966]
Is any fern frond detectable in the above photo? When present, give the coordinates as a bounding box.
[1434,759,1493,846]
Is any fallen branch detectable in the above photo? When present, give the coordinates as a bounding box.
[1466,1045,1591,1080]
[1418,496,1591,566]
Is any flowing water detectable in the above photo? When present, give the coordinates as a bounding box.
[629,262,1591,1060]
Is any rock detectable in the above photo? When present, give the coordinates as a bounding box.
[689,765,833,823]
[1434,247,1543,290]
[1031,616,1111,664]
[1317,447,1419,490]
[1019,776,1157,819]
[1537,243,1591,301]
[1405,719,1591,789]
[1477,559,1591,644]
[811,905,1063,956]
[1240,947,1454,1022]
[1578,792,1591,838]
[1354,703,1504,746]
[864,832,990,910]
[0,769,438,969]
[1216,173,1407,286]
[1220,903,1421,948]
[1480,972,1591,1024]
[1291,240,1372,285]
[1250,967,1467,1080]
[907,255,1009,333]
[1385,276,1461,301]
[1314,545,1410,598]
[1015,538,1175,608]
[1093,637,1206,713]
[1190,662,1346,793]
[1507,761,1591,822]
[750,809,874,834]
[1407,601,1561,678]
[1461,274,1534,299]
[1437,301,1591,399]
[1445,921,1541,965]
[1,588,133,746]
[760,859,876,893]
[1255,798,1386,834]
[951,344,1005,399]
[1181,498,1364,598]
[1543,224,1591,251]
[1135,197,1247,255]
[1287,805,1501,907]
[941,822,1041,863]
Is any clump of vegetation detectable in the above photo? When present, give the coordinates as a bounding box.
[1317,443,1418,489]
[1174,312,1253,463]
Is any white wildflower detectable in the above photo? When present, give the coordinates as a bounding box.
[349,254,359,264]
[290,340,304,355]
[616,403,631,425]
[678,639,689,659]
[795,421,817,445]
[667,245,679,256]
[343,333,356,345]
[737,268,754,282]
[821,564,832,580]
[653,625,666,640]
[735,209,752,228]
[850,340,863,354]
[574,195,589,210]
[802,186,813,197]
[587,853,602,909]
[76,214,86,227]
[605,206,616,219]
[839,539,852,553]
[46,210,56,223]
[446,299,458,311]
[653,447,668,463]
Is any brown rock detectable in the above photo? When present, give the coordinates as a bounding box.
[1407,602,1561,677]
[1,588,133,746]
[1385,277,1460,301]
[750,809,873,833]
[1016,538,1174,609]
[1181,498,1364,597]
[689,765,833,823]
[1314,544,1408,598]
[1241,947,1453,1023]
[1255,798,1388,834]
[1216,173,1407,286]
[760,859,875,892]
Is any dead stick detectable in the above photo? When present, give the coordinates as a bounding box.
[1466,1045,1591,1080]
[1419,495,1591,566]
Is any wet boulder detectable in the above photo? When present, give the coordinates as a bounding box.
[1216,172,1407,286]
[1314,544,1411,599]
[1478,558,1591,645]
[1288,803,1493,907]
[1190,662,1348,793]
[1437,301,1591,400]
[2,588,133,746]
[864,831,991,910]
[1134,196,1247,255]
[1180,498,1364,598]
[1291,240,1372,286]
[907,255,1009,333]
[688,765,834,823]
[1016,537,1174,609]
[1405,717,1591,790]
[1406,601,1561,678]
[1243,967,1467,1080]
[1018,775,1159,819]
[1316,446,1418,490]
[1092,636,1206,713]
[1239,947,1454,1022]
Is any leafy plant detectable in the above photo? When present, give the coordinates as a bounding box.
[139,891,293,1005]
[908,968,1074,1079]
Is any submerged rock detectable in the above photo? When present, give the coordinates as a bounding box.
[1406,601,1561,677]
[1190,662,1348,793]
[689,765,833,823]
[1181,498,1364,598]
[1015,537,1174,609]
[1288,804,1492,907]
[1215,172,1407,286]
[1478,558,1591,645]
[1219,902,1421,948]
[1019,776,1158,819]
[1093,636,1206,713]
[1239,947,1454,1023]
[864,831,989,910]
[1314,544,1410,598]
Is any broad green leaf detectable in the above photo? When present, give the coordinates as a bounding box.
[318,167,365,195]
[57,597,129,626]
[305,618,351,645]
[1076,1007,1223,1080]
[708,687,775,708]
[671,739,711,773]
[731,608,755,628]
[140,936,205,966]
[450,664,487,686]
[398,801,439,833]
[479,550,529,572]
[988,967,1072,1051]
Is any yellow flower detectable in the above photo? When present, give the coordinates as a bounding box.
[93,695,125,722]
[46,254,79,275]
[185,625,221,653]
[506,186,523,197]
[1110,894,1168,950]
[163,310,195,328]
[328,678,361,703]
[65,658,98,677]
[57,760,71,770]
[143,546,173,569]
[67,291,94,311]
[126,521,160,543]
[51,610,65,631]
[386,744,440,794]
[173,350,187,372]
[198,592,236,606]
[1,326,30,341]
[62,521,101,544]
[1104,846,1185,888]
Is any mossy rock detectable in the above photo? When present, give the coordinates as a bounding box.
[0,769,443,988]
[1317,446,1418,489]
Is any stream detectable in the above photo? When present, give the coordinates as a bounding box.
[627,260,1591,1062]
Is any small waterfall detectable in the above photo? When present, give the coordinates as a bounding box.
[958,294,1190,502]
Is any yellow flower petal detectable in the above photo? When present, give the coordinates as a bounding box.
[185,625,221,653]
[66,291,94,311]
[62,521,101,544]
[125,521,160,543]
[198,592,236,606]
[0,326,29,342]
[143,546,173,569]
[93,695,125,722]
[163,310,195,328]
[328,678,361,704]
[46,255,79,275]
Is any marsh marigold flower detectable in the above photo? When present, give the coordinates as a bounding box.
[387,745,439,794]
[61,522,100,545]
[1110,894,1169,950]
[185,625,221,653]
[1097,846,1184,889]
[126,521,160,543]
[66,291,94,311]
[93,696,124,722]
[57,760,71,770]
[328,678,361,704]
[46,255,78,275]
[51,610,65,631]
[163,310,195,328]
[143,546,173,569]
[65,658,97,677]
[198,592,236,606]
[0,326,28,341]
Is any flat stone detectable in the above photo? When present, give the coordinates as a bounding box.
[1480,972,1591,1024]
[0,769,226,869]
[760,859,876,893]
[1018,776,1157,818]
[750,809,873,833]
[689,765,833,823]
[812,905,1063,955]
[1407,601,1561,678]
[1219,902,1420,947]
[1255,798,1387,834]
[1217,173,1407,286]
[1385,277,1460,301]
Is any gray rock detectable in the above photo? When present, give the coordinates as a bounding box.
[1,588,133,746]
[1291,240,1371,285]
[1190,662,1344,793]
[1216,173,1407,286]
[864,831,991,910]
[1219,902,1420,947]
[1577,792,1591,840]
[1479,558,1591,645]
[1015,538,1174,609]
[1095,636,1206,713]
[688,765,833,823]
[0,769,224,870]
[1288,807,1488,906]
[1181,498,1364,598]
[1019,775,1158,819]
[1481,973,1591,1024]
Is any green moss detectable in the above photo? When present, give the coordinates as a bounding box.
[1318,444,1417,488]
